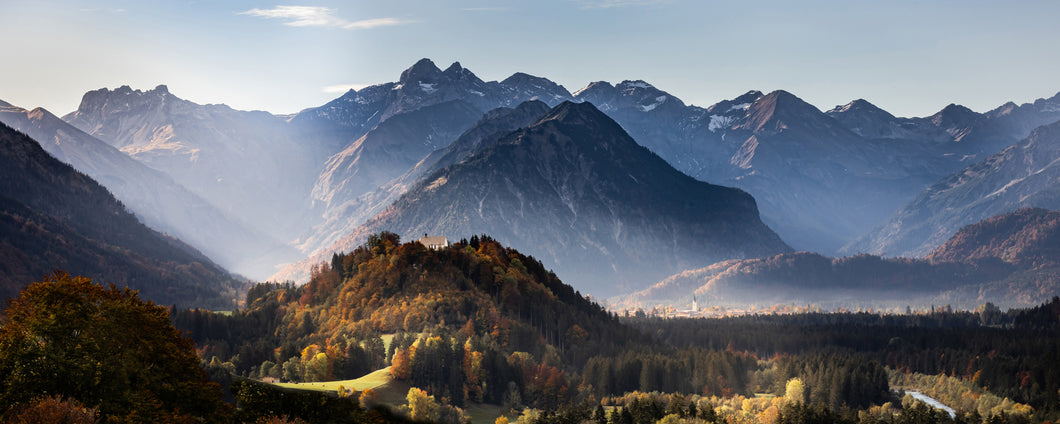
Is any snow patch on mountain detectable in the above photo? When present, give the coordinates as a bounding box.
[639,95,668,112]
[986,177,1026,198]
[729,103,751,111]
[709,115,736,132]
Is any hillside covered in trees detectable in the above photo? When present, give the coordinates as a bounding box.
[167,233,1059,423]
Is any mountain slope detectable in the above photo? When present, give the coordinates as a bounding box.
[846,119,1060,257]
[622,208,1060,311]
[298,100,552,255]
[311,100,484,209]
[282,101,791,296]
[0,122,240,307]
[0,99,290,277]
[927,207,1060,268]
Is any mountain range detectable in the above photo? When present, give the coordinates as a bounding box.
[4,57,1060,305]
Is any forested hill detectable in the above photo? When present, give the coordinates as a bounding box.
[0,121,241,307]
[291,232,631,351]
[175,233,645,407]
[927,207,1060,268]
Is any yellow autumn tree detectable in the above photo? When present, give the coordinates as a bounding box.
[785,378,806,405]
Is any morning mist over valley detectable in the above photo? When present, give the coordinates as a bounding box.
[1,1,1059,423]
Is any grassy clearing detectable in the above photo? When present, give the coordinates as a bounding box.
[266,366,504,424]
[272,367,395,393]
[465,402,507,424]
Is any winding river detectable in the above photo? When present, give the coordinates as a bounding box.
[906,391,957,419]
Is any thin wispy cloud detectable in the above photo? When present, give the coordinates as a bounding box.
[462,7,508,12]
[323,84,369,93]
[239,6,413,29]
[79,8,126,13]
[571,0,667,9]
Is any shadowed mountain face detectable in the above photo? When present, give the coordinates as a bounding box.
[846,119,1060,258]
[621,207,1060,311]
[0,99,293,277]
[0,121,240,307]
[279,101,791,296]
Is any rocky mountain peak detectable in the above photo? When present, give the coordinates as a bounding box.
[500,72,573,105]
[617,80,654,91]
[399,58,444,83]
[827,98,897,121]
[829,99,883,115]
[984,101,1022,119]
[740,90,827,133]
[572,81,615,98]
[501,72,542,84]
[534,101,614,129]
[732,90,764,105]
[705,90,763,115]
[930,103,980,128]
[443,61,463,73]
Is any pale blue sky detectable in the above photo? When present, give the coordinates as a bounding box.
[2,0,1058,117]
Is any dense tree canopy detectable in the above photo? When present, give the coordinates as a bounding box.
[0,272,229,423]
